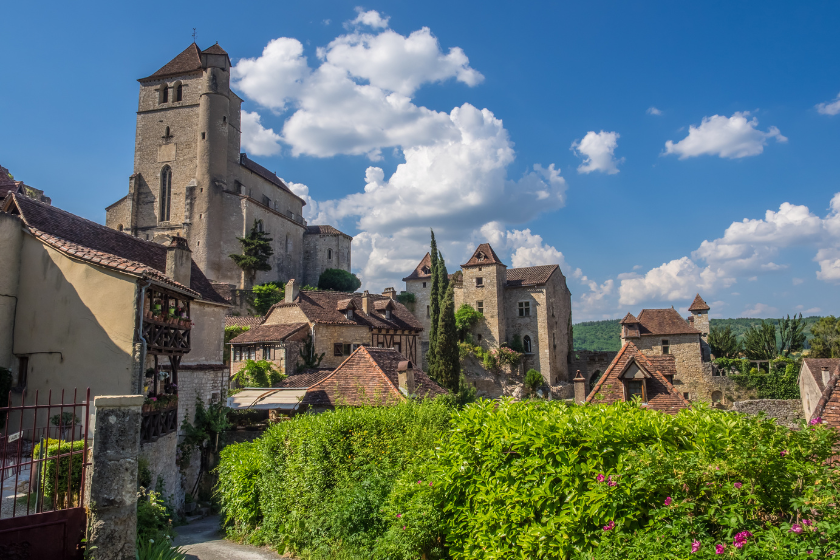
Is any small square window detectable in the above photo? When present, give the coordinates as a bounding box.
[683,392,690,400]
[518,301,530,317]
[334,343,343,356]
[625,379,645,402]
[476,277,484,287]
[476,301,484,314]
[662,339,670,355]
[422,282,426,288]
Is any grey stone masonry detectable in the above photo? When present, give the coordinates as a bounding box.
[86,395,144,560]
[732,399,804,429]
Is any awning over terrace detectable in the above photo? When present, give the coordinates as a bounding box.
[227,388,309,411]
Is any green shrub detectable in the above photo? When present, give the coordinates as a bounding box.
[318,268,362,292]
[719,356,801,399]
[233,359,286,387]
[33,439,84,506]
[136,486,174,543]
[523,368,544,390]
[135,536,186,560]
[248,281,284,315]
[454,304,482,340]
[396,292,416,306]
[216,441,263,536]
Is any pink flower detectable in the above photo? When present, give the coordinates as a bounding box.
[810,417,822,425]
[417,480,422,484]
[802,519,812,526]
[734,540,744,549]
[429,482,433,486]
[602,520,615,531]
[734,482,743,489]
[780,450,788,457]
[396,514,402,518]
[715,543,726,554]
[596,474,605,483]
[402,525,406,530]
[691,540,701,553]
[664,497,672,506]
[789,524,803,534]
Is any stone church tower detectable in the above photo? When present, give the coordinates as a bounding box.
[106,43,350,289]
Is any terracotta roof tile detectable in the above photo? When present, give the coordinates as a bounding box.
[462,243,505,268]
[229,323,308,344]
[637,308,701,336]
[403,253,433,281]
[803,359,840,393]
[202,44,228,55]
[301,346,446,407]
[620,313,640,324]
[305,225,352,238]
[277,369,334,388]
[506,265,558,287]
[266,290,422,331]
[139,43,203,82]
[688,294,711,311]
[224,316,264,329]
[3,194,227,304]
[585,342,690,414]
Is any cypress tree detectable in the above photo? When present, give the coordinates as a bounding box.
[230,219,273,286]
[427,230,440,373]
[436,279,460,393]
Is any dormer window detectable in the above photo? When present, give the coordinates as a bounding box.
[385,309,392,319]
[625,379,646,402]
[346,309,354,320]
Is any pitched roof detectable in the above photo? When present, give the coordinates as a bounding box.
[224,316,264,329]
[620,313,640,324]
[202,43,228,55]
[229,323,308,344]
[300,346,446,407]
[636,308,701,336]
[802,359,840,393]
[266,290,423,331]
[646,355,678,377]
[139,43,203,82]
[277,369,334,388]
[3,194,227,304]
[505,265,558,287]
[0,164,18,198]
[585,342,690,414]
[239,154,305,204]
[812,370,840,429]
[688,294,710,311]
[403,253,433,281]
[305,225,351,239]
[462,243,505,268]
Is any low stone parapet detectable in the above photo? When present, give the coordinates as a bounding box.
[731,399,804,429]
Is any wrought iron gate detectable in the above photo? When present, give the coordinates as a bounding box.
[0,388,90,559]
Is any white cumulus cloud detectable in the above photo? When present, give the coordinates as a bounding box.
[231,38,310,113]
[664,111,787,159]
[571,130,623,174]
[240,111,282,156]
[816,92,840,116]
[647,107,662,116]
[347,8,390,29]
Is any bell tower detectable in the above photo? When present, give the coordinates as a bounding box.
[460,244,507,348]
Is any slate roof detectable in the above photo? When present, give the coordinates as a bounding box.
[585,342,690,414]
[224,316,264,329]
[803,359,840,393]
[239,154,305,204]
[3,194,227,304]
[229,323,308,344]
[403,253,433,281]
[139,43,204,82]
[636,308,701,336]
[305,225,352,239]
[506,265,559,287]
[462,243,505,268]
[301,346,446,407]
[266,290,423,331]
[688,294,711,311]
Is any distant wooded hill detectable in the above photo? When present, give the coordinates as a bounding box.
[573,316,824,352]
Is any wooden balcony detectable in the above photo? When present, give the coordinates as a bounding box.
[142,314,191,355]
[141,401,179,443]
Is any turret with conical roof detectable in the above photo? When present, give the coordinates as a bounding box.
[688,294,710,338]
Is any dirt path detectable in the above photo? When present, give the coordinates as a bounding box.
[173,515,289,560]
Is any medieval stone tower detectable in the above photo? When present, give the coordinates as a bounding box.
[459,244,507,348]
[106,43,350,289]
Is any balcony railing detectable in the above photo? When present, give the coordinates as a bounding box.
[142,313,191,354]
[140,400,179,443]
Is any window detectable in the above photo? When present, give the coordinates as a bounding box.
[160,84,169,103]
[201,132,206,140]
[346,309,354,320]
[117,224,124,232]
[159,166,172,222]
[426,305,430,318]
[711,391,723,404]
[683,392,690,400]
[664,374,674,385]
[422,282,426,288]
[175,83,183,102]
[393,342,401,353]
[263,345,274,360]
[286,234,292,252]
[262,195,270,207]
[164,126,171,139]
[518,301,531,317]
[475,277,484,287]
[343,343,352,355]
[385,309,392,319]
[523,335,532,353]
[328,249,332,260]
[476,301,484,314]
[477,334,482,342]
[625,379,645,402]
[15,356,28,389]
[256,220,264,233]
[334,343,343,356]
[662,339,670,355]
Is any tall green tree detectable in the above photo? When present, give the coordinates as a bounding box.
[708,325,741,358]
[809,316,840,358]
[317,268,361,292]
[427,230,441,373]
[248,281,284,315]
[435,280,460,393]
[429,252,450,385]
[778,313,806,357]
[230,220,273,285]
[742,320,777,360]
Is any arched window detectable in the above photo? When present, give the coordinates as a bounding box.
[160,84,169,104]
[523,335,532,353]
[175,82,183,102]
[327,249,332,260]
[159,166,172,222]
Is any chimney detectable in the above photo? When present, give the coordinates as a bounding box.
[823,367,831,388]
[361,290,371,314]
[398,360,416,396]
[573,370,587,405]
[285,279,299,303]
[382,287,397,300]
[166,236,192,287]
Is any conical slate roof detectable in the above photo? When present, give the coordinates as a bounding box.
[462,243,505,268]
[688,294,710,311]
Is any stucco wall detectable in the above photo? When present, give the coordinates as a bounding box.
[184,301,227,365]
[0,213,23,371]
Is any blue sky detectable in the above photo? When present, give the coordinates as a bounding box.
[2,1,839,321]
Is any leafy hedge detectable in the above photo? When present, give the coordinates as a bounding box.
[33,439,84,506]
[218,400,840,559]
[715,357,801,399]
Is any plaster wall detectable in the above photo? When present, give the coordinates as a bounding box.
[799,363,824,422]
[184,301,227,365]
[0,213,23,371]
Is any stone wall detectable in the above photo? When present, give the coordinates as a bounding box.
[140,432,180,509]
[732,399,804,429]
[302,231,352,287]
[456,262,506,348]
[230,338,305,380]
[569,350,617,395]
[314,324,371,369]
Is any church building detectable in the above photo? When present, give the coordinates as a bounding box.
[105,43,351,289]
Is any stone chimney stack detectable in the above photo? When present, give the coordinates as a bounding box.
[285,279,299,304]
[166,236,192,287]
[361,290,371,314]
[382,287,397,300]
[823,367,831,388]
[398,360,416,396]
[573,370,587,404]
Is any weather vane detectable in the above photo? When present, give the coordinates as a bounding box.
[192,28,197,43]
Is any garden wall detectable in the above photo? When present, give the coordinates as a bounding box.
[140,431,181,510]
[732,399,804,429]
